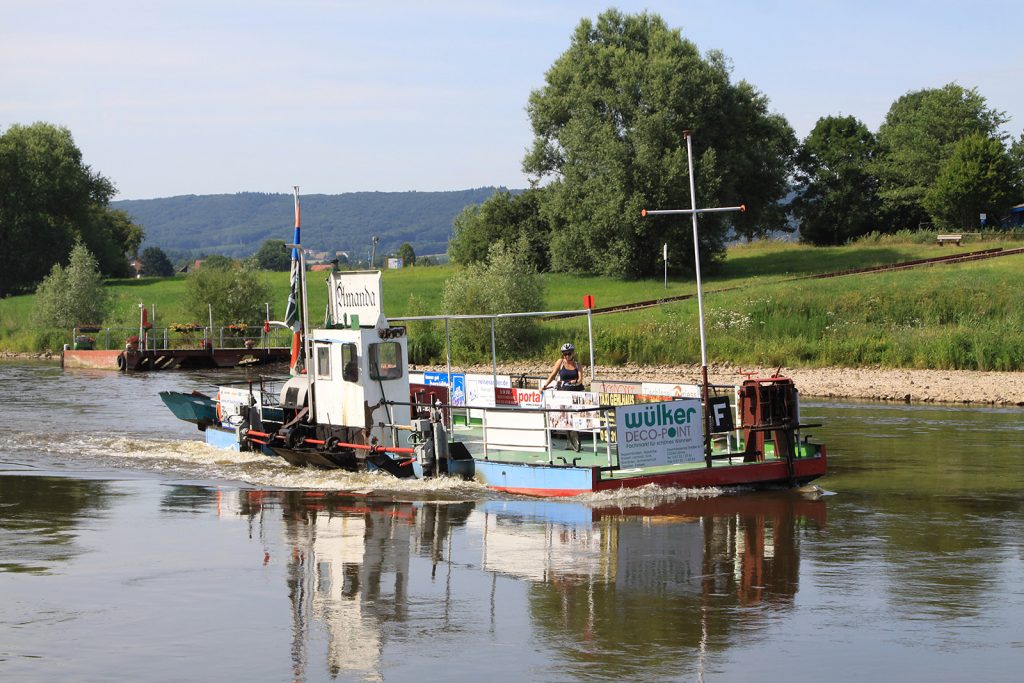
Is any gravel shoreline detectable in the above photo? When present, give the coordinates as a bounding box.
[4,352,1021,406]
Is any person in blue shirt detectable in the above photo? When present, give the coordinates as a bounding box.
[541,342,585,391]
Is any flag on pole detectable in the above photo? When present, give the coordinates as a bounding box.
[285,187,304,375]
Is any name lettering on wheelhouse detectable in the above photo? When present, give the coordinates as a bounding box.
[328,271,384,327]
[334,283,377,309]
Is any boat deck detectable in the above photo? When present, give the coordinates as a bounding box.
[450,423,816,481]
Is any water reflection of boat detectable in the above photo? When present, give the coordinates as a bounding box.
[227,489,823,680]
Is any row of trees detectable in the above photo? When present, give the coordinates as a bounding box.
[449,9,1024,275]
[137,238,424,277]
[0,123,144,297]
[793,86,1023,245]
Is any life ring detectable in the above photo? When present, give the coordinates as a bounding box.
[116,354,126,371]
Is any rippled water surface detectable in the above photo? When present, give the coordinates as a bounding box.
[1,362,1022,681]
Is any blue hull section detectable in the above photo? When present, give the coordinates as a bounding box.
[204,425,275,457]
[206,426,241,451]
[473,459,596,496]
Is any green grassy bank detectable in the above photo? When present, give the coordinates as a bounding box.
[3,237,1023,371]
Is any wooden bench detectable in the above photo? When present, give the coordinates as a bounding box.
[937,233,962,246]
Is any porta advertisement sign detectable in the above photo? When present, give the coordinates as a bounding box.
[495,387,544,408]
[616,399,704,469]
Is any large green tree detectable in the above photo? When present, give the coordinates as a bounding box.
[791,115,880,245]
[448,188,550,270]
[922,133,1017,230]
[874,84,1008,229]
[0,123,142,295]
[523,10,795,278]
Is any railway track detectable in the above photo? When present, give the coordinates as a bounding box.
[546,245,1024,320]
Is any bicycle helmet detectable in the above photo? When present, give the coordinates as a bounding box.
[560,342,575,355]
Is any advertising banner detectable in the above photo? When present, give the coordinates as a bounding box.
[640,382,702,399]
[616,399,703,469]
[465,374,511,408]
[544,390,601,430]
[423,372,466,406]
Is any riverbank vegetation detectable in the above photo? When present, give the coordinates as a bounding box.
[3,236,1023,371]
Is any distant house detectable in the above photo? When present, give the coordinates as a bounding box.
[310,263,334,272]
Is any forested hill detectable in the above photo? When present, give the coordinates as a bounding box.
[113,188,506,258]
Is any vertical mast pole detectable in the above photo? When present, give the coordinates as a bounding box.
[683,131,713,467]
[293,186,316,424]
[641,139,745,468]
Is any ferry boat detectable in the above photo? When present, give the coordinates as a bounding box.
[160,267,827,497]
[162,144,828,497]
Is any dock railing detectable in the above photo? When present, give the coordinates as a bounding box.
[72,325,294,351]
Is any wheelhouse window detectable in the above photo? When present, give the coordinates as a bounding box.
[368,341,403,380]
[342,343,358,383]
[315,344,331,379]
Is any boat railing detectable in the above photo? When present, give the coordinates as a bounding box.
[396,397,749,469]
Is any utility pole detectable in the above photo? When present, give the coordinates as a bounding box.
[370,236,379,270]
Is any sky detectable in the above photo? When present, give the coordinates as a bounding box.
[3,0,1022,200]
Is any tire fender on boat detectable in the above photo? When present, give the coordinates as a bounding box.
[116,353,126,371]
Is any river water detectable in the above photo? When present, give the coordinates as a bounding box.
[1,362,1022,682]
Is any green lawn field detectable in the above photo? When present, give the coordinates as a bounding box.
[3,236,1023,371]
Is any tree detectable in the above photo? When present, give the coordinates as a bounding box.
[397,242,417,267]
[791,116,881,245]
[1008,132,1024,199]
[253,239,291,271]
[523,10,796,278]
[0,123,142,296]
[32,242,108,330]
[184,263,271,327]
[874,84,1008,229]
[923,133,1016,230]
[139,246,175,277]
[200,254,235,271]
[448,189,551,270]
[441,237,545,357]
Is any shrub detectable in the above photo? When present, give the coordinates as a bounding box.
[184,263,271,326]
[441,237,545,359]
[32,242,108,331]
